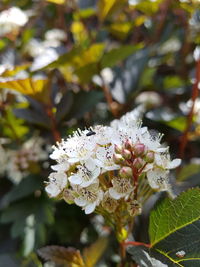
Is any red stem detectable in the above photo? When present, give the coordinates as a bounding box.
[124,241,151,248]
[45,106,61,142]
[179,59,200,159]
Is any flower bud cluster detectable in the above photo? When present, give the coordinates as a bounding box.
[45,110,181,224]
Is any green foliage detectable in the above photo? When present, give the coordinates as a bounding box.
[129,188,200,266]
[0,0,200,265]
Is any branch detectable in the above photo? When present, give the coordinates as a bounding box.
[179,59,200,159]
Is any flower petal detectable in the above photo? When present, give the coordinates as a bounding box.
[85,203,96,214]
[109,188,121,200]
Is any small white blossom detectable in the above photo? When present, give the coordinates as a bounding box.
[68,159,100,187]
[135,91,162,107]
[146,169,170,191]
[95,145,120,172]
[64,131,96,163]
[45,172,67,197]
[74,183,103,214]
[109,177,133,200]
[0,7,28,36]
[45,28,67,42]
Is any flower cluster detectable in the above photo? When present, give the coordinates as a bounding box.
[6,137,48,184]
[46,110,181,221]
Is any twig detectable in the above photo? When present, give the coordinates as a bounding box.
[124,241,151,248]
[179,59,200,159]
[45,105,61,142]
[119,241,126,267]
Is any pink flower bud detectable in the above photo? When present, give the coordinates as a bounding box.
[119,166,132,178]
[124,139,133,150]
[133,158,145,169]
[113,153,124,164]
[122,149,132,160]
[145,151,154,163]
[114,144,123,153]
[134,143,146,156]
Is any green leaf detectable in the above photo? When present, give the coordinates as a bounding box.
[148,188,200,265]
[101,44,143,69]
[0,195,54,254]
[97,0,127,21]
[128,245,171,267]
[75,44,142,83]
[1,107,29,139]
[14,107,51,129]
[2,175,43,206]
[83,237,108,267]
[38,246,85,266]
[67,91,104,119]
[165,117,187,132]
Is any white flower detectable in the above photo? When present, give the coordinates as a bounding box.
[68,159,100,187]
[64,130,96,163]
[95,145,120,172]
[45,172,67,197]
[0,7,28,36]
[154,153,181,169]
[51,162,70,172]
[94,125,120,145]
[109,177,133,200]
[146,168,170,191]
[135,91,162,107]
[111,106,144,131]
[45,28,66,42]
[74,182,103,214]
[92,68,114,86]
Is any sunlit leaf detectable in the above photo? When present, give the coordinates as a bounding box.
[38,246,85,266]
[74,8,96,20]
[134,0,163,15]
[1,107,28,139]
[0,64,30,77]
[163,76,185,90]
[83,237,108,267]
[97,0,127,21]
[59,43,105,82]
[46,0,65,4]
[71,21,88,45]
[107,17,146,40]
[107,22,134,40]
[0,77,50,104]
[165,117,187,132]
[76,44,143,83]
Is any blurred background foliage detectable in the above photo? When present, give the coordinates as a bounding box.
[0,0,200,266]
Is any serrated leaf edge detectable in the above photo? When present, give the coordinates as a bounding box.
[151,188,200,246]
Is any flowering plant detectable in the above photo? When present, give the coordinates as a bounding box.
[1,0,200,266]
[45,111,181,263]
